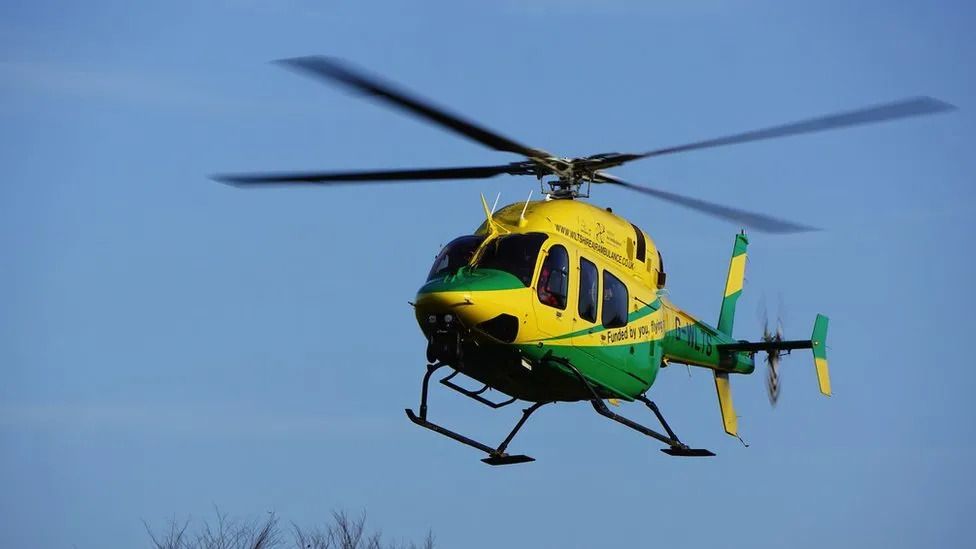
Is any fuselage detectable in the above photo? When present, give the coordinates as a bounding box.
[414,198,754,403]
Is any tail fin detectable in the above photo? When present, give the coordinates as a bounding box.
[811,314,831,396]
[713,372,738,437]
[713,232,748,438]
[717,231,749,336]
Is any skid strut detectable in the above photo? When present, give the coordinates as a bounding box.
[439,370,517,409]
[556,357,714,457]
[405,363,546,465]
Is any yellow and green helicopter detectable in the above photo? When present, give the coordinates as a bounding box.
[216,57,954,465]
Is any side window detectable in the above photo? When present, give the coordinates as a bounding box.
[537,245,569,310]
[602,270,628,328]
[578,257,598,323]
[656,250,667,288]
[630,223,646,263]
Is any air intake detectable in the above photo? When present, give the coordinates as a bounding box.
[476,314,519,343]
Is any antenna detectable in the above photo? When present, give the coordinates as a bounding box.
[479,193,510,236]
[520,190,533,223]
[491,192,501,215]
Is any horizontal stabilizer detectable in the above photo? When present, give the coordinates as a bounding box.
[717,340,813,353]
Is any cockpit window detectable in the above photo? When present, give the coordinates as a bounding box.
[475,233,548,286]
[427,235,486,281]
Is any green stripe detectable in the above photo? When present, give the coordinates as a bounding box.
[811,314,829,359]
[731,232,749,256]
[717,289,741,335]
[532,298,661,342]
[418,268,526,294]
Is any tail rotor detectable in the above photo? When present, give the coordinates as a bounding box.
[759,297,786,406]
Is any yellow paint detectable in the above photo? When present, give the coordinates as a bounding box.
[713,371,738,436]
[479,200,660,289]
[815,357,831,396]
[415,287,533,336]
[461,199,670,349]
[723,254,746,297]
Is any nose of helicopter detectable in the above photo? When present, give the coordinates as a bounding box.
[414,268,529,343]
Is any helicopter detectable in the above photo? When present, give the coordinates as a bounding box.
[215,56,954,465]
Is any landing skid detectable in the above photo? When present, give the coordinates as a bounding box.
[553,356,715,458]
[661,447,716,457]
[405,358,713,464]
[405,363,546,466]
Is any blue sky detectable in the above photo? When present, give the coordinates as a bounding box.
[1,1,974,547]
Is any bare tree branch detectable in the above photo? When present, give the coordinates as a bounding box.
[144,516,191,549]
[147,509,431,549]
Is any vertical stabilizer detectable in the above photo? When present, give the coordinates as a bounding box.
[811,314,831,396]
[717,232,749,336]
[713,232,748,438]
[713,371,738,437]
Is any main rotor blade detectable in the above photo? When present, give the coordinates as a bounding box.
[589,96,956,169]
[213,164,531,186]
[595,172,817,234]
[276,56,551,159]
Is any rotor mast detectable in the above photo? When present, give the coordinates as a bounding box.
[532,157,587,199]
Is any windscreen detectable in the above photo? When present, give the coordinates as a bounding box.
[475,233,548,287]
[427,235,486,281]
